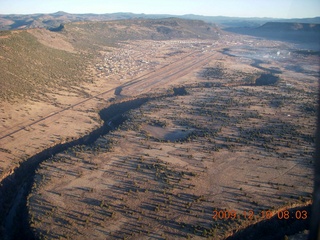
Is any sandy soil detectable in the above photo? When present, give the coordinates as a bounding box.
[0,39,220,182]
[26,36,318,239]
[28,29,76,53]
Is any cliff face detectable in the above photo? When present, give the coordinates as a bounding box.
[258,22,320,32]
[226,22,320,50]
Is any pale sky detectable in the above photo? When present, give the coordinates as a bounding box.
[1,0,319,18]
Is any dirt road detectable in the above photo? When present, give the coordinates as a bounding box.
[0,48,220,180]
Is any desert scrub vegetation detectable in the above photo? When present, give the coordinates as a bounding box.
[27,131,213,239]
[0,31,89,101]
[62,19,220,51]
[26,70,316,239]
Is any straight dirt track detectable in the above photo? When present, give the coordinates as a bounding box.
[0,49,219,178]
[121,51,217,95]
[0,51,216,141]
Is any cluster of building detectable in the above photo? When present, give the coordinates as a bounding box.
[93,39,217,81]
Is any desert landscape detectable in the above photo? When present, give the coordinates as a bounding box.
[0,11,319,240]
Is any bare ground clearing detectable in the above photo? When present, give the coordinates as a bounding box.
[26,37,318,239]
[0,39,219,182]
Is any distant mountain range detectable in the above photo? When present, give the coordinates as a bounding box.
[1,11,319,50]
[0,17,221,100]
[0,11,320,31]
[225,22,320,50]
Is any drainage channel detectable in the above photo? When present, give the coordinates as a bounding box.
[0,97,150,240]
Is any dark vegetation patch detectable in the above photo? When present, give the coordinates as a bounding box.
[8,19,33,30]
[0,30,11,36]
[0,31,88,101]
[269,99,284,108]
[114,86,123,96]
[201,66,225,79]
[300,102,317,115]
[252,60,283,74]
[173,87,188,96]
[48,23,64,32]
[148,119,168,128]
[284,64,305,74]
[165,50,185,57]
[156,26,173,34]
[255,73,280,86]
[0,148,11,154]
[294,49,320,56]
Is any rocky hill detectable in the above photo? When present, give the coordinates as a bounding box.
[1,11,319,31]
[226,22,320,49]
[0,18,220,101]
[63,18,220,49]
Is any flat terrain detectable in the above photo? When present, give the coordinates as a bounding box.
[0,19,318,239]
[0,38,219,181]
[0,18,220,182]
[28,37,317,239]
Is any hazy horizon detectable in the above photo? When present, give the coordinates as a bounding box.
[1,10,320,20]
[1,0,319,19]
